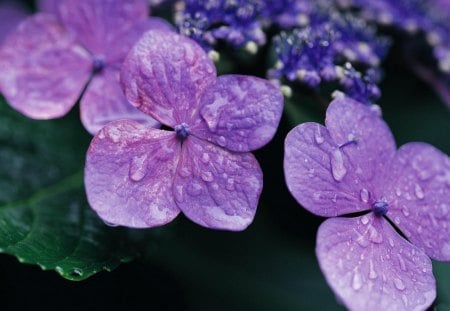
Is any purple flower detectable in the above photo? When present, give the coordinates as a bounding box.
[176,0,266,52]
[84,30,283,230]
[0,0,172,134]
[284,94,450,310]
[0,1,28,45]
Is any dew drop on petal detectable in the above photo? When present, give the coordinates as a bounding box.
[226,178,235,190]
[368,260,378,279]
[201,171,214,182]
[414,183,425,199]
[361,214,369,225]
[314,125,324,144]
[397,254,407,272]
[394,278,406,291]
[395,188,402,197]
[187,182,202,196]
[217,136,227,147]
[330,149,347,181]
[129,154,147,182]
[368,225,383,243]
[388,237,395,248]
[201,153,210,163]
[352,271,363,290]
[360,188,370,203]
[402,207,410,217]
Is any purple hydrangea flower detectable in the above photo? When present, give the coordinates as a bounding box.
[0,1,28,45]
[284,94,450,310]
[84,30,283,230]
[175,0,266,52]
[0,0,172,134]
[269,5,389,105]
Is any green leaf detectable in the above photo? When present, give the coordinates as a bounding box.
[0,99,134,281]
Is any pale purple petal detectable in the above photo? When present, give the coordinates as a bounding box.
[120,30,217,127]
[383,143,450,261]
[106,18,174,65]
[80,68,159,135]
[325,95,397,195]
[191,75,283,152]
[58,0,148,56]
[316,214,436,311]
[284,122,370,217]
[85,120,181,228]
[37,0,58,15]
[0,14,91,119]
[0,2,28,44]
[173,136,262,231]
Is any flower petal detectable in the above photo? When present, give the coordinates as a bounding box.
[191,75,283,152]
[316,214,436,311]
[173,136,262,231]
[0,2,28,44]
[85,120,181,228]
[284,122,370,217]
[106,17,174,65]
[0,14,91,119]
[81,68,159,135]
[325,95,397,193]
[120,30,217,127]
[58,0,148,57]
[383,142,450,261]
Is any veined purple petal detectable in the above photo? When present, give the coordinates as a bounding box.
[80,68,159,135]
[173,136,262,231]
[85,120,181,228]
[106,17,174,65]
[0,2,28,45]
[316,214,436,311]
[383,142,450,261]
[37,0,58,15]
[120,30,217,127]
[284,122,370,217]
[192,75,283,152]
[0,13,91,119]
[325,95,396,194]
[58,0,149,57]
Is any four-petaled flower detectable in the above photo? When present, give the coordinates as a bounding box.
[84,30,283,230]
[0,0,172,134]
[284,94,450,310]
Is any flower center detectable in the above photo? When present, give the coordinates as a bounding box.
[93,56,105,74]
[174,123,190,141]
[372,200,388,216]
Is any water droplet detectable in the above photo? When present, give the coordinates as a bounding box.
[414,183,425,199]
[360,189,370,203]
[69,268,83,278]
[129,154,147,182]
[313,192,321,201]
[417,225,423,233]
[330,149,347,181]
[361,215,370,225]
[201,153,210,163]
[217,136,227,147]
[352,271,363,290]
[369,260,378,279]
[402,294,409,307]
[331,194,337,203]
[201,171,214,182]
[397,254,407,271]
[187,182,202,196]
[394,217,401,224]
[314,125,324,144]
[402,207,410,217]
[174,185,184,202]
[394,278,406,291]
[226,178,235,190]
[103,221,119,227]
[388,238,395,247]
[395,188,402,197]
[368,225,383,243]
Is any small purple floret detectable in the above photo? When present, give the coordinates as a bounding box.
[372,200,388,216]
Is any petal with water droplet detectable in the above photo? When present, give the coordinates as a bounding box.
[81,68,159,135]
[284,123,370,217]
[325,96,396,187]
[121,30,216,126]
[316,215,436,311]
[192,75,283,152]
[383,142,450,261]
[173,136,262,231]
[85,120,181,228]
